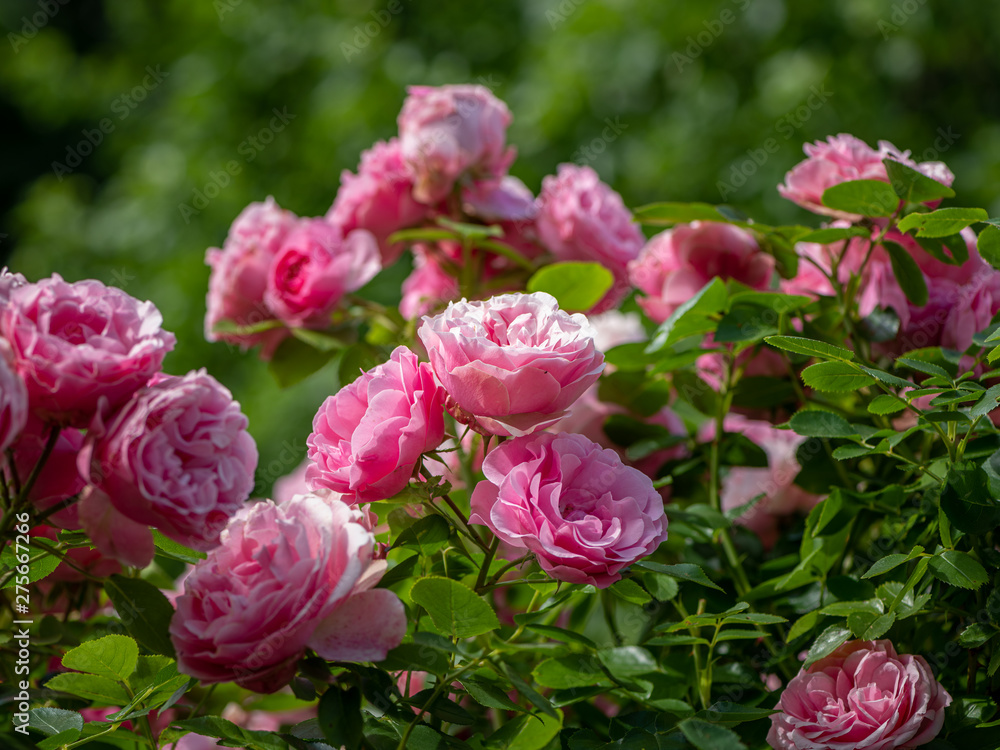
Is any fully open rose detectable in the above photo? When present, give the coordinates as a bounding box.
[170,493,406,693]
[418,292,605,436]
[470,432,668,587]
[769,639,951,750]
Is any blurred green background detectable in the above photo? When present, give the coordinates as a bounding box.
[2,0,998,492]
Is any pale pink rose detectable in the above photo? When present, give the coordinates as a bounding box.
[536,164,645,313]
[0,275,175,427]
[264,219,380,329]
[327,138,428,265]
[778,133,954,218]
[629,222,775,324]
[398,84,515,204]
[0,341,28,453]
[400,244,460,320]
[418,292,605,437]
[587,310,646,354]
[272,460,310,504]
[307,346,445,502]
[11,416,86,529]
[78,369,258,567]
[0,267,27,304]
[769,639,951,750]
[205,197,298,357]
[470,432,668,587]
[170,494,406,692]
[707,414,821,549]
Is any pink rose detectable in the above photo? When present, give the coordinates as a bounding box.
[769,639,951,750]
[629,222,775,323]
[417,292,606,436]
[462,175,536,223]
[0,275,175,426]
[32,525,121,619]
[469,432,668,587]
[0,341,27,453]
[307,346,445,502]
[11,416,86,529]
[78,369,258,567]
[205,197,298,357]
[778,134,955,219]
[327,138,428,265]
[264,218,380,329]
[0,267,27,304]
[536,164,645,313]
[170,493,406,692]
[399,245,460,320]
[398,84,515,204]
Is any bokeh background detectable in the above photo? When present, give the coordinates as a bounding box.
[2,0,998,491]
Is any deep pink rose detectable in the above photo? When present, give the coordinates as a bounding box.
[769,639,951,750]
[398,84,515,204]
[470,432,668,587]
[264,219,380,329]
[0,341,28,453]
[307,346,445,502]
[0,274,175,426]
[205,197,298,357]
[630,222,775,323]
[11,416,86,529]
[400,244,460,320]
[536,164,645,313]
[778,134,955,218]
[78,369,258,567]
[170,493,406,692]
[327,138,428,265]
[417,292,606,436]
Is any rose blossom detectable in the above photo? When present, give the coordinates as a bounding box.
[170,493,406,692]
[0,341,27,453]
[0,267,27,304]
[11,416,86,529]
[629,222,775,323]
[78,369,258,567]
[769,639,951,750]
[327,138,428,265]
[398,84,515,204]
[536,164,645,313]
[307,346,445,502]
[264,218,380,329]
[0,274,175,426]
[778,133,954,219]
[399,244,460,320]
[417,292,605,436]
[470,432,668,587]
[205,197,298,357]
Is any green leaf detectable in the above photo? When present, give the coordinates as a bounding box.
[642,572,680,602]
[701,702,777,725]
[267,335,339,388]
[290,327,348,352]
[410,577,499,638]
[820,179,899,217]
[29,708,84,737]
[958,623,997,648]
[928,550,989,590]
[862,547,925,579]
[378,642,451,675]
[789,410,858,438]
[35,729,83,750]
[942,460,1000,536]
[804,624,851,667]
[859,365,916,389]
[0,541,61,588]
[501,663,559,719]
[45,672,132,705]
[802,361,876,392]
[847,611,896,640]
[632,561,724,592]
[883,241,929,306]
[598,646,658,679]
[715,303,779,343]
[868,394,908,415]
[720,612,788,626]
[462,678,525,712]
[211,318,284,336]
[170,717,289,750]
[105,574,177,658]
[646,277,728,352]
[501,712,563,750]
[526,262,614,312]
[788,610,824,642]
[608,578,653,606]
[391,514,451,555]
[632,202,726,225]
[62,635,138,681]
[794,226,871,244]
[533,656,611,689]
[318,685,362,749]
[970,384,1000,419]
[764,335,854,361]
[678,718,748,750]
[884,158,956,203]
[979,225,1000,270]
[898,207,989,237]
[151,530,206,565]
[436,216,504,240]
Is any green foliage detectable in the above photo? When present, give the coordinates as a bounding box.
[527,262,614,312]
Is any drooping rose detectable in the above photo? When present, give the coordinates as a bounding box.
[78,369,258,567]
[769,639,951,750]
[417,292,605,436]
[398,84,515,204]
[778,133,954,219]
[264,218,380,329]
[170,493,406,692]
[469,432,668,587]
[205,197,298,356]
[0,341,27,453]
[629,222,775,323]
[400,245,460,320]
[327,138,428,265]
[0,274,175,426]
[307,346,445,502]
[535,163,645,313]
